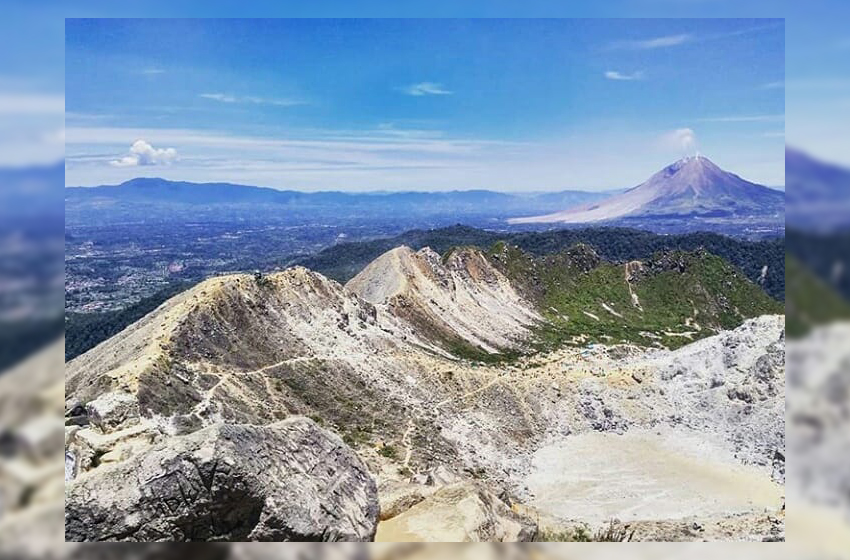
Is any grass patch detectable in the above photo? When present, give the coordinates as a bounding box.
[535,521,634,542]
[378,445,399,459]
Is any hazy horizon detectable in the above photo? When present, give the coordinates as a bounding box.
[65,19,784,192]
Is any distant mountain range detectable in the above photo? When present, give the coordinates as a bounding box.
[786,147,850,231]
[510,155,785,225]
[65,177,613,226]
[65,156,788,237]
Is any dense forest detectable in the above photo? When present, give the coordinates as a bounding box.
[66,226,785,362]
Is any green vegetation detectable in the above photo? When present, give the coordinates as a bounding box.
[378,445,399,459]
[299,225,785,301]
[490,243,783,351]
[534,520,633,542]
[786,253,850,338]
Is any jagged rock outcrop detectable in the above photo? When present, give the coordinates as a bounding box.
[347,246,541,354]
[643,315,786,475]
[375,482,537,542]
[65,418,379,542]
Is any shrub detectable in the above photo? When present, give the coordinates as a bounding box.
[378,445,398,459]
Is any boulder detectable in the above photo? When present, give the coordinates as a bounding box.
[425,465,463,486]
[374,482,537,542]
[85,392,139,434]
[377,480,435,521]
[65,417,379,542]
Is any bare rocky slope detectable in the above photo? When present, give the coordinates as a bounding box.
[65,243,785,542]
[347,246,541,354]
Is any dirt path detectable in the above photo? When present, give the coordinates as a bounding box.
[434,372,504,409]
[400,418,415,469]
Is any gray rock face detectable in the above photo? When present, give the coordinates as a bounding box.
[65,418,378,542]
[85,392,140,433]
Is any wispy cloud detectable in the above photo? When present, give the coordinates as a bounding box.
[0,93,64,115]
[199,93,306,107]
[761,131,785,138]
[696,114,784,123]
[612,34,693,50]
[65,124,783,191]
[760,81,784,90]
[140,68,165,75]
[604,70,645,81]
[609,22,782,52]
[401,82,453,96]
[704,21,783,41]
[110,139,177,167]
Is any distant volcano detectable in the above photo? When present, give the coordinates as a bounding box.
[510,155,784,224]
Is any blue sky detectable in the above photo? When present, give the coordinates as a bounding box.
[63,18,785,191]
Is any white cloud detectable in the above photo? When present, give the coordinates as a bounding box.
[401,82,453,96]
[760,81,784,90]
[637,34,692,49]
[140,68,165,75]
[199,93,305,107]
[604,70,645,81]
[200,93,238,103]
[110,139,177,167]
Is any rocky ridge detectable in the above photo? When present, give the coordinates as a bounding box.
[64,244,786,541]
[347,246,541,354]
